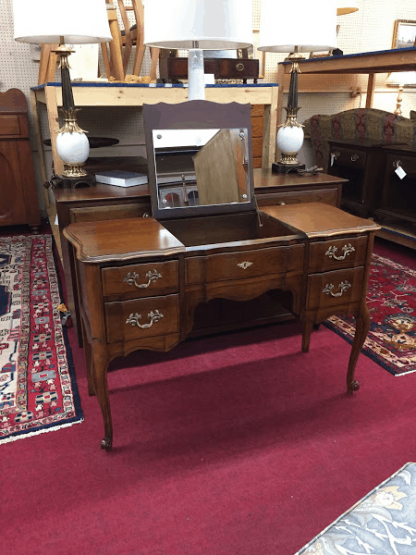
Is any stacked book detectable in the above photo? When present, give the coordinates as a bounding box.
[95,170,148,188]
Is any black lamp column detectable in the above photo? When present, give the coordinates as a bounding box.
[272,48,305,174]
[50,38,95,189]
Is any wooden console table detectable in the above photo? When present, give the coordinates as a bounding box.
[55,170,347,345]
[276,47,416,128]
[64,202,379,451]
[31,82,279,203]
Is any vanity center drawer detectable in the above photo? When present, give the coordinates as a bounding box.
[102,260,179,297]
[309,236,368,273]
[105,294,180,343]
[186,244,304,284]
[307,267,365,310]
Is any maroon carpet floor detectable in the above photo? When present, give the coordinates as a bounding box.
[2,236,416,555]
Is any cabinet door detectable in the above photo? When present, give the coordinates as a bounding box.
[0,140,26,225]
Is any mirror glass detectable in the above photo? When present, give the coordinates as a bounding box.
[152,128,251,210]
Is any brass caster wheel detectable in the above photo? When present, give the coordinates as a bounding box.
[101,437,112,452]
[347,380,360,394]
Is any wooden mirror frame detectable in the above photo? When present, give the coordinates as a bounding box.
[143,100,256,220]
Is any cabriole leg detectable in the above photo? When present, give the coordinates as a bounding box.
[347,302,371,394]
[91,340,113,452]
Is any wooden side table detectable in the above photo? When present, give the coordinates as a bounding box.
[55,170,346,344]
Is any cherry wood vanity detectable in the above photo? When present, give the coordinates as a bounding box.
[63,101,379,451]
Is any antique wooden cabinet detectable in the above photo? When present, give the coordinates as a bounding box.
[327,138,399,218]
[373,144,416,239]
[0,89,40,230]
[64,101,379,451]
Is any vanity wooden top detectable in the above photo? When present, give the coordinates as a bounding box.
[64,217,184,263]
[65,203,381,264]
[261,203,380,238]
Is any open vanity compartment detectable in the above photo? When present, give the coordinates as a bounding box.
[160,211,302,248]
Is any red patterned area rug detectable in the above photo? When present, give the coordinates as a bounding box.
[0,234,83,444]
[325,253,416,377]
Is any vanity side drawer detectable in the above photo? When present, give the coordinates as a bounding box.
[105,294,180,343]
[102,260,179,297]
[309,236,368,272]
[186,244,304,284]
[307,267,364,310]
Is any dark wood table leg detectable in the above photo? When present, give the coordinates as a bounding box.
[81,319,96,397]
[302,320,313,352]
[347,301,370,394]
[91,340,113,451]
[61,232,83,347]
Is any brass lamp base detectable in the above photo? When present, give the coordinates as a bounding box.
[62,162,89,178]
[50,173,96,190]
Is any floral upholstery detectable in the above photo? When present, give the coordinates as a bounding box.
[296,462,416,555]
[303,109,416,172]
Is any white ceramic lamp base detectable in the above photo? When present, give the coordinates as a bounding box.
[277,125,304,165]
[56,131,90,177]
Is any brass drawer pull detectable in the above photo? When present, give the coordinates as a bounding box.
[322,281,352,297]
[126,310,164,329]
[237,261,253,270]
[236,62,245,71]
[123,269,162,289]
[325,243,355,261]
[350,154,359,162]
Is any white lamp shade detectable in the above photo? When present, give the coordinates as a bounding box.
[144,0,252,50]
[337,1,359,16]
[258,0,337,53]
[13,0,112,44]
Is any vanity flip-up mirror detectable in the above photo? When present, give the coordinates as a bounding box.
[143,100,297,247]
[64,99,379,451]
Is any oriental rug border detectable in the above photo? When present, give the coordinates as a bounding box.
[0,234,83,444]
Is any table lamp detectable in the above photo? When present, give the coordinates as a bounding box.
[13,0,112,188]
[387,72,416,116]
[258,0,337,173]
[143,0,252,100]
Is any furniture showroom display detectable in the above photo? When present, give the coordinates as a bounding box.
[0,89,40,231]
[63,101,379,451]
